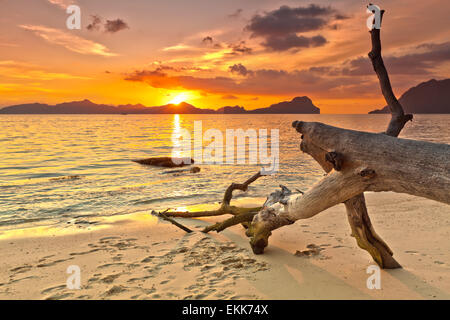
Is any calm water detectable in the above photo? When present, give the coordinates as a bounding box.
[0,114,449,231]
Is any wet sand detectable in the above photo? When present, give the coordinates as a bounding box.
[0,192,449,300]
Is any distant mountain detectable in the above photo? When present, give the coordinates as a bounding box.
[0,100,216,114]
[250,96,320,114]
[0,97,321,114]
[369,79,450,114]
[216,105,247,114]
[122,102,217,114]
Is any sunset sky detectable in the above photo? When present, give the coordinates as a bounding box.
[1,0,449,113]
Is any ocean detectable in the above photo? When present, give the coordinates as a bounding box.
[1,114,449,232]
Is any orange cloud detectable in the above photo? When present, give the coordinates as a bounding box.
[0,61,91,80]
[20,25,118,57]
[124,66,372,98]
[47,0,76,9]
[125,40,450,99]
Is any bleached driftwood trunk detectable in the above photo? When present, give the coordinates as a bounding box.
[160,5,448,269]
[247,122,450,254]
[246,6,450,264]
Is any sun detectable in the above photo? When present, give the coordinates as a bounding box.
[168,93,189,105]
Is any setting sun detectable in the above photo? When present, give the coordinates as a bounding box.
[168,93,189,105]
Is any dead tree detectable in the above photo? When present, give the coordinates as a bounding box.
[245,7,449,267]
[157,6,449,269]
[247,121,450,251]
[159,172,264,233]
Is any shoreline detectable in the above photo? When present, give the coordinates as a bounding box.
[0,192,449,299]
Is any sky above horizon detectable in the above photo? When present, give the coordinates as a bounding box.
[0,0,449,113]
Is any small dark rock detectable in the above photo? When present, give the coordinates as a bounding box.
[162,166,201,175]
[133,157,194,168]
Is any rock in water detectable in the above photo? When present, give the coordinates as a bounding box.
[162,166,201,174]
[132,157,194,168]
[190,166,200,173]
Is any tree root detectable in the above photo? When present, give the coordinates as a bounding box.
[345,194,401,268]
[153,171,264,233]
[202,211,258,233]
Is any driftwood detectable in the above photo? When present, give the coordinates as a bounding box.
[163,167,201,174]
[247,121,450,251]
[246,7,449,266]
[133,157,194,167]
[152,5,448,269]
[157,172,264,233]
[151,209,193,233]
[339,7,410,268]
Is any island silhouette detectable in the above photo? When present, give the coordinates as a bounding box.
[0,96,320,114]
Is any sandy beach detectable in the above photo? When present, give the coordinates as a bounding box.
[0,192,448,300]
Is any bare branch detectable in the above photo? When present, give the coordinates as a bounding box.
[152,210,193,233]
[222,171,263,206]
[248,122,449,257]
[163,171,263,218]
[368,8,413,136]
[202,211,257,233]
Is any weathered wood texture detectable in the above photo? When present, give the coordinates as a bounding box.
[158,172,262,235]
[250,6,418,268]
[248,121,450,256]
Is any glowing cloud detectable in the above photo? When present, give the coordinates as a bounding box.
[0,60,91,80]
[20,25,118,57]
[47,0,76,9]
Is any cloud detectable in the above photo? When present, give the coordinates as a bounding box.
[20,25,118,57]
[221,94,238,99]
[123,65,366,97]
[263,34,326,52]
[87,15,102,31]
[202,36,213,44]
[104,19,129,33]
[200,36,224,49]
[228,41,252,55]
[47,0,75,9]
[0,82,57,95]
[228,9,243,19]
[162,44,195,52]
[246,5,333,36]
[245,4,338,51]
[0,60,90,80]
[229,63,252,76]
[124,41,450,98]
[335,14,350,20]
[87,16,129,33]
[342,42,450,75]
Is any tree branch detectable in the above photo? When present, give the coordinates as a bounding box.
[222,172,262,206]
[152,210,193,233]
[202,211,258,233]
[368,8,413,136]
[341,5,412,268]
[247,121,449,256]
[163,171,264,219]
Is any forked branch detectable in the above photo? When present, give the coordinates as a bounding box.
[245,6,433,269]
[158,171,264,233]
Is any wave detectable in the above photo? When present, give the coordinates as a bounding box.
[132,192,217,206]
